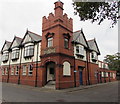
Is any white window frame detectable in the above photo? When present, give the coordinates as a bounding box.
[2,53,9,62]
[11,68,14,75]
[15,66,19,75]
[76,45,84,55]
[106,72,108,77]
[28,65,33,76]
[2,68,5,75]
[24,45,34,57]
[101,72,104,77]
[12,50,19,60]
[22,65,27,76]
[47,37,53,47]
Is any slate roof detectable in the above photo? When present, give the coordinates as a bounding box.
[73,30,88,48]
[87,39,100,55]
[1,41,11,52]
[10,36,22,49]
[16,36,22,45]
[27,30,42,42]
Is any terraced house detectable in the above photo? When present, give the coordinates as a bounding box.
[0,0,116,89]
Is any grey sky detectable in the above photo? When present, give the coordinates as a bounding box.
[0,0,118,61]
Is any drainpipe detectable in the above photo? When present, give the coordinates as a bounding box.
[86,50,90,85]
[18,46,22,84]
[74,57,76,87]
[35,42,39,87]
[7,51,11,83]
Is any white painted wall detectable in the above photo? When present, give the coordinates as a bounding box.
[74,44,87,61]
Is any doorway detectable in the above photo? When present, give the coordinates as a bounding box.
[78,66,84,85]
[46,62,55,84]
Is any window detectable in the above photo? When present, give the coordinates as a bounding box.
[76,46,79,53]
[91,52,97,62]
[64,38,69,49]
[113,73,116,79]
[2,68,5,75]
[15,66,19,75]
[11,68,14,75]
[22,65,27,75]
[47,37,53,47]
[76,45,84,55]
[91,53,94,58]
[110,73,113,77]
[28,65,33,76]
[63,61,71,76]
[2,53,9,62]
[12,50,19,60]
[24,45,34,57]
[5,68,8,75]
[101,72,104,77]
[106,72,108,77]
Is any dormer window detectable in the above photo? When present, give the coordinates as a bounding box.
[24,45,34,58]
[12,49,19,60]
[2,52,9,62]
[47,37,53,47]
[64,38,69,49]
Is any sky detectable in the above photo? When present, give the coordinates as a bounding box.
[0,0,118,61]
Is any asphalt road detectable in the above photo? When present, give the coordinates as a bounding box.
[2,81,119,102]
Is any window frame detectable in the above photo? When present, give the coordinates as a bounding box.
[2,68,5,75]
[28,65,33,76]
[22,65,27,76]
[47,37,53,48]
[24,45,34,58]
[11,68,14,75]
[64,38,69,49]
[2,52,9,62]
[15,66,19,75]
[5,68,8,75]
[11,49,19,60]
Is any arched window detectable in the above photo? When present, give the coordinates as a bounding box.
[63,61,71,76]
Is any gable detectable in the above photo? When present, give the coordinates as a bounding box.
[11,40,18,48]
[23,34,32,44]
[92,41,98,52]
[76,33,88,47]
[3,44,8,51]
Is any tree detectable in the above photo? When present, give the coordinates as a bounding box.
[73,2,120,27]
[104,53,120,71]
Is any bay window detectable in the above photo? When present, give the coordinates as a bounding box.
[24,45,34,57]
[2,53,9,62]
[12,50,19,60]
[76,45,84,57]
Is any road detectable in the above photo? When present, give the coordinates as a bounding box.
[2,81,119,102]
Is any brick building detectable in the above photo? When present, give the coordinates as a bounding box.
[0,1,116,89]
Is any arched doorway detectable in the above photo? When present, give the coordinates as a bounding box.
[45,61,55,84]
